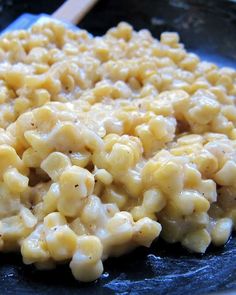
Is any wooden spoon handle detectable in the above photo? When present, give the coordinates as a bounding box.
[52,0,98,24]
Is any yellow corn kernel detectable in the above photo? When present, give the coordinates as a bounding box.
[135,124,155,155]
[143,188,166,213]
[133,217,162,247]
[184,164,202,188]
[1,215,29,243]
[43,183,60,214]
[69,151,91,168]
[159,214,184,243]
[120,169,143,197]
[71,259,103,282]
[34,89,51,106]
[14,97,31,114]
[131,206,147,221]
[181,229,211,253]
[216,74,233,91]
[41,152,71,181]
[106,212,133,245]
[168,190,210,216]
[157,90,189,119]
[20,207,37,228]
[95,169,113,185]
[0,145,27,176]
[22,148,42,168]
[214,160,236,186]
[80,195,102,224]
[211,218,233,246]
[27,47,48,63]
[4,70,25,90]
[198,179,217,203]
[3,168,29,193]
[32,106,57,131]
[70,235,103,282]
[109,22,132,41]
[76,235,103,264]
[185,212,209,229]
[57,166,94,217]
[149,116,175,141]
[0,128,15,147]
[94,43,110,61]
[93,82,112,100]
[180,53,199,71]
[21,225,49,264]
[108,143,134,173]
[210,86,232,104]
[44,212,67,229]
[170,143,202,156]
[102,186,127,209]
[46,225,78,261]
[24,131,53,158]
[143,160,184,196]
[161,32,180,45]
[211,114,234,135]
[188,99,220,125]
[193,150,218,177]
[222,105,236,122]
[177,134,203,145]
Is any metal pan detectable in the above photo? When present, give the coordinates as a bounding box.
[0,0,236,294]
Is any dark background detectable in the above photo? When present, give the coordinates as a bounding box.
[0,1,236,294]
[0,0,236,67]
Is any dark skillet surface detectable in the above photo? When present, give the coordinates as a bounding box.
[1,0,236,294]
[1,237,236,295]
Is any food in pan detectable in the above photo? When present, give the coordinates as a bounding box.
[0,21,235,281]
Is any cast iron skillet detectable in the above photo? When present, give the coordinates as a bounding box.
[1,0,236,294]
